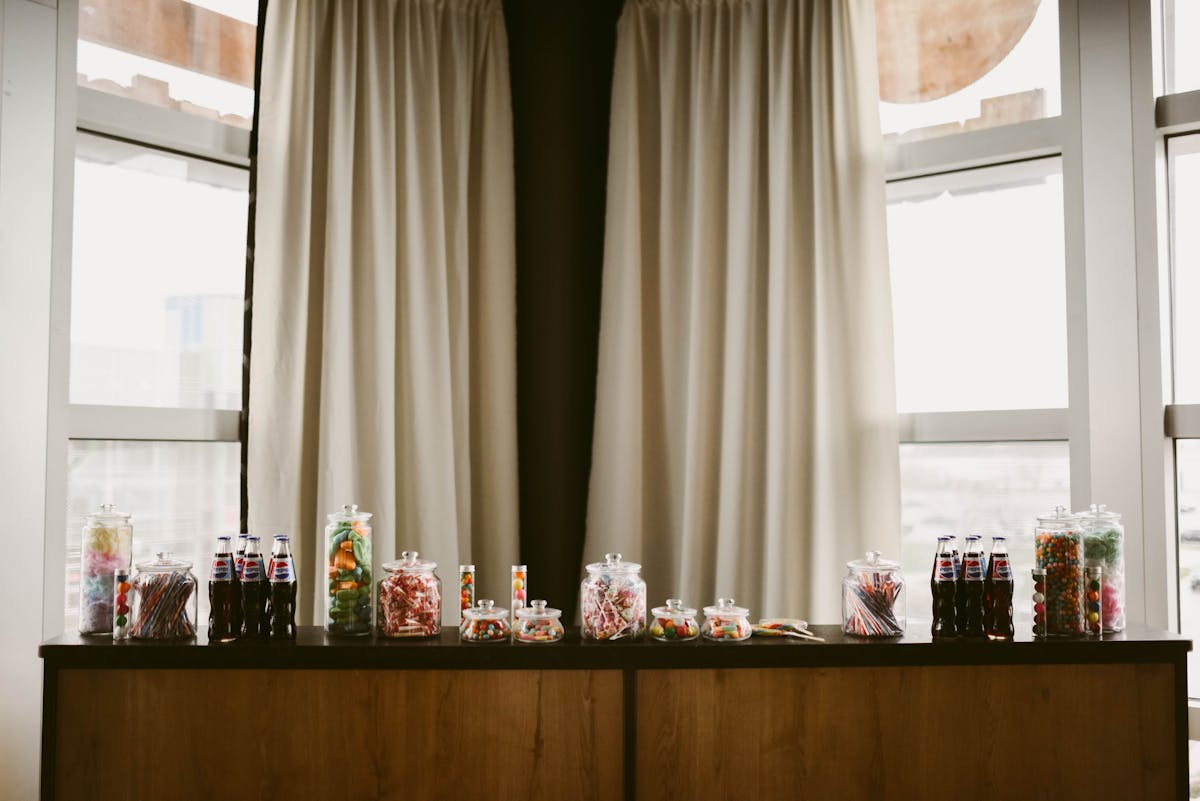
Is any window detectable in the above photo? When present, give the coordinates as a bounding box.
[1169,135,1200,404]
[1163,0,1200,95]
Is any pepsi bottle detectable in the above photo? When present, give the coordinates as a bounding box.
[984,536,1015,640]
[240,535,269,638]
[959,535,986,638]
[931,536,958,638]
[208,535,239,643]
[267,534,298,639]
[233,533,248,636]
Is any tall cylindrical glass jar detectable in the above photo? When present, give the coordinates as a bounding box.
[1034,506,1083,637]
[1077,504,1125,632]
[79,504,133,635]
[325,504,373,637]
[377,551,441,638]
[580,553,646,641]
[130,552,198,640]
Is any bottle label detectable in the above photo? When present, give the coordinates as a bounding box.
[268,556,294,583]
[210,557,234,581]
[952,554,962,579]
[235,554,245,580]
[963,556,984,581]
[934,558,956,581]
[991,557,1012,581]
[242,556,266,582]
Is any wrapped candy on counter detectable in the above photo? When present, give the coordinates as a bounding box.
[842,551,906,638]
[325,504,373,637]
[461,599,511,643]
[580,553,646,641]
[377,551,441,638]
[701,598,753,642]
[649,599,699,642]
[514,600,564,643]
[79,504,133,635]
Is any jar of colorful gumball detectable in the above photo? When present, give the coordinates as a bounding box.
[130,552,198,640]
[1077,504,1125,632]
[325,504,373,637]
[461,599,511,643]
[650,599,699,642]
[580,553,646,641]
[377,551,441,638]
[842,551,906,638]
[79,504,133,635]
[1031,567,1048,638]
[1084,564,1103,637]
[1034,506,1083,637]
[701,597,753,642]
[514,600,564,643]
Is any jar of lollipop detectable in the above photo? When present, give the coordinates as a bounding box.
[1034,506,1083,637]
[580,553,647,641]
[515,600,564,643]
[461,599,511,642]
[842,551,906,637]
[650,599,699,642]
[79,504,133,635]
[701,598,753,642]
[1077,504,1125,632]
[130,552,198,640]
[377,551,441,638]
[325,504,373,637]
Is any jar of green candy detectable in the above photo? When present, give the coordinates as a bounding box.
[325,504,373,637]
[1076,504,1124,633]
[1034,506,1083,637]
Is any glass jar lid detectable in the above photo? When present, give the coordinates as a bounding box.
[585,552,641,574]
[515,599,561,620]
[846,550,901,573]
[651,598,697,620]
[86,503,131,525]
[382,550,437,574]
[703,597,749,618]
[136,552,192,573]
[1037,505,1078,527]
[327,503,372,525]
[1076,503,1121,524]
[463,599,508,621]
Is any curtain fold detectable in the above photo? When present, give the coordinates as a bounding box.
[586,0,899,622]
[249,0,518,625]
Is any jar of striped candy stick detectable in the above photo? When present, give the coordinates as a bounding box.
[130,553,198,640]
[842,551,906,638]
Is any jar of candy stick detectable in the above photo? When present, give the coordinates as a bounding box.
[650,599,699,642]
[130,553,197,640]
[515,600,564,643]
[842,551,906,638]
[1035,507,1083,637]
[581,553,646,641]
[79,504,133,635]
[377,551,441,638]
[701,598,753,642]
[1077,504,1125,632]
[325,504,373,637]
[461,599,511,643]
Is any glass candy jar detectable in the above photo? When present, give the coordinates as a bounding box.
[461,599,511,643]
[377,551,441,638]
[581,553,647,640]
[842,551,906,638]
[80,504,133,635]
[650,599,699,642]
[325,504,373,637]
[1034,506,1083,637]
[1077,504,1125,632]
[515,600,564,643]
[701,598,752,642]
[130,552,198,640]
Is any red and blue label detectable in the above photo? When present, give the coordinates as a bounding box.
[268,557,294,582]
[935,559,956,581]
[991,557,1012,580]
[963,556,984,581]
[241,556,266,582]
[210,557,234,581]
[235,554,246,580]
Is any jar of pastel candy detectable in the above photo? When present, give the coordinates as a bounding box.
[1034,506,1083,637]
[580,553,647,641]
[79,504,133,635]
[325,504,373,637]
[461,599,511,643]
[701,597,752,642]
[842,551,906,637]
[650,599,699,642]
[130,553,198,640]
[1077,504,1125,632]
[377,551,441,638]
[515,600,564,643]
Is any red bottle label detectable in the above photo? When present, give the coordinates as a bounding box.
[935,559,956,581]
[991,557,1012,580]
[210,557,233,581]
[268,556,294,583]
[241,556,266,582]
[963,556,984,581]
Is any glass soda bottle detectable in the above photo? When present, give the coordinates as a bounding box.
[931,536,958,638]
[267,534,298,639]
[233,533,248,635]
[208,536,239,643]
[955,535,975,631]
[240,535,269,638]
[958,535,986,637]
[984,536,1015,640]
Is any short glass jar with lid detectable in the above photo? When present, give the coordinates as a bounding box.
[515,600,564,643]
[701,598,752,642]
[650,599,699,642]
[580,553,646,640]
[461,599,511,643]
[842,551,906,638]
[130,552,198,640]
[377,550,442,638]
[80,504,133,635]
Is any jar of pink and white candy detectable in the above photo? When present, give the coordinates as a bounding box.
[581,553,646,641]
[701,597,753,642]
[515,600,564,643]
[377,551,441,638]
[79,504,133,635]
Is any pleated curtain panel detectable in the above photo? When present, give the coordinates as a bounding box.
[584,0,900,622]
[249,0,519,625]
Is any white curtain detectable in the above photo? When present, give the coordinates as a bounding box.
[586,0,899,622]
[249,0,519,625]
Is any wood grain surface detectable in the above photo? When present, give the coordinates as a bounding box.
[55,669,623,801]
[637,664,1175,801]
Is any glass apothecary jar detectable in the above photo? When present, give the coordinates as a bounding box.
[701,598,752,642]
[1034,506,1083,637]
[80,504,133,635]
[461,599,511,642]
[842,551,906,638]
[515,600,564,643]
[650,599,699,642]
[130,552,197,640]
[1077,504,1125,632]
[580,553,647,641]
[325,504,373,637]
[377,550,441,638]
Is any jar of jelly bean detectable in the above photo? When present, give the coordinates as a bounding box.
[1034,506,1083,637]
[701,598,753,642]
[580,553,647,641]
[1085,563,1103,637]
[515,600,564,643]
[325,504,373,637]
[1077,504,1125,632]
[130,553,198,640]
[377,551,441,638]
[650,599,699,642]
[80,504,133,635]
[461,599,511,643]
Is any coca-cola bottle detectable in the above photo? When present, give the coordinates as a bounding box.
[267,534,298,640]
[958,535,986,637]
[930,536,958,638]
[208,536,239,643]
[240,535,269,638]
[233,533,248,636]
[984,536,1015,640]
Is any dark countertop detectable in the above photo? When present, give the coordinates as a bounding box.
[39,623,1191,670]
